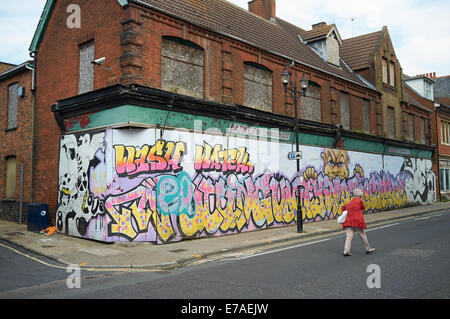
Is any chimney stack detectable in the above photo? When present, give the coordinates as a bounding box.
[248,0,276,21]
[312,22,327,29]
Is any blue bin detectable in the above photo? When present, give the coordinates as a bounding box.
[27,203,49,233]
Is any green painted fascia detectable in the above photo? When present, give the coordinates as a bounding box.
[64,104,433,160]
[29,0,55,53]
[29,0,128,54]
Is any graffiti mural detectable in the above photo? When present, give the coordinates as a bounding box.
[57,132,107,238]
[57,128,436,243]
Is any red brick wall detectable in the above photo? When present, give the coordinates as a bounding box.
[34,0,380,222]
[0,69,33,222]
[34,0,126,222]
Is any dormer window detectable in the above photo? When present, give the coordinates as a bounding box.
[301,23,343,67]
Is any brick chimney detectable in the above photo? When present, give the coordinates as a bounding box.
[248,0,276,21]
[312,22,327,29]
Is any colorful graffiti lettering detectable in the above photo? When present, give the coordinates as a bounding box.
[114,139,185,177]
[58,129,436,244]
[194,142,254,175]
[156,171,196,217]
[104,171,296,242]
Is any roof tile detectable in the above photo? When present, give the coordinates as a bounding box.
[135,0,373,90]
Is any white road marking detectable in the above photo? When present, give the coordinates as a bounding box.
[366,223,400,232]
[222,238,332,261]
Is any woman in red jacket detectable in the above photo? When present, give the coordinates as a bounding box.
[341,188,376,256]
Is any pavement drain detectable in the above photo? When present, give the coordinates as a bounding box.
[5,232,25,236]
[170,249,188,253]
[41,245,55,248]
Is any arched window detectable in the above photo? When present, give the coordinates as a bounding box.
[301,81,321,122]
[161,36,204,99]
[5,156,17,199]
[243,62,272,112]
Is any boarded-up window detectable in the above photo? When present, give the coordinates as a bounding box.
[243,63,272,112]
[408,114,414,141]
[8,83,18,129]
[420,118,426,143]
[5,156,17,199]
[340,92,350,130]
[387,107,395,138]
[362,99,371,133]
[78,40,95,94]
[382,58,388,84]
[302,82,321,122]
[389,62,395,86]
[161,37,204,99]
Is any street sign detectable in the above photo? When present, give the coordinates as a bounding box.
[287,151,302,160]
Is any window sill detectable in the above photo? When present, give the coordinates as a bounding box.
[382,83,398,92]
[5,127,17,132]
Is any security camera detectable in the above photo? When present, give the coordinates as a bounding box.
[92,57,106,65]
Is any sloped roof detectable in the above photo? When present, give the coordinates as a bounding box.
[298,23,337,42]
[340,31,381,71]
[133,0,375,91]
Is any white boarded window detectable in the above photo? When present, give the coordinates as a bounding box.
[8,83,18,129]
[340,92,350,130]
[302,82,321,122]
[243,63,272,112]
[362,99,371,133]
[78,40,95,94]
[387,106,395,138]
[161,37,204,99]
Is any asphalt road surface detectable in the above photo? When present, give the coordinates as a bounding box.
[1,210,449,304]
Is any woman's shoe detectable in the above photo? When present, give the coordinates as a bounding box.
[366,248,376,255]
[343,253,352,257]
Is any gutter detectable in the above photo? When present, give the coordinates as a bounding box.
[0,61,33,81]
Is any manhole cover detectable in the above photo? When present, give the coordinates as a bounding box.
[6,232,24,236]
[41,245,55,248]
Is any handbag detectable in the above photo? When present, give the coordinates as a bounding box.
[337,210,348,224]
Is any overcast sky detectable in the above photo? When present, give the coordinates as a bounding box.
[1,0,449,77]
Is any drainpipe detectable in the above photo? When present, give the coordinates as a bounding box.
[28,52,37,205]
[333,124,343,148]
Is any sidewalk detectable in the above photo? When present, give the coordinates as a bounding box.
[1,202,449,271]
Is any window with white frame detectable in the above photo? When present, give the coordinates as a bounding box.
[424,81,432,99]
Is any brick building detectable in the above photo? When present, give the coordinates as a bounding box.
[23,0,436,243]
[0,61,34,222]
[431,74,450,199]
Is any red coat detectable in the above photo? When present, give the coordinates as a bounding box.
[341,198,366,229]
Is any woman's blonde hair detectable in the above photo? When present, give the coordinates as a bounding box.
[352,188,363,198]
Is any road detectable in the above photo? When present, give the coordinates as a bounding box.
[1,211,449,304]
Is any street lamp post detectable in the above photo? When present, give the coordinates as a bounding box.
[282,68,308,233]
